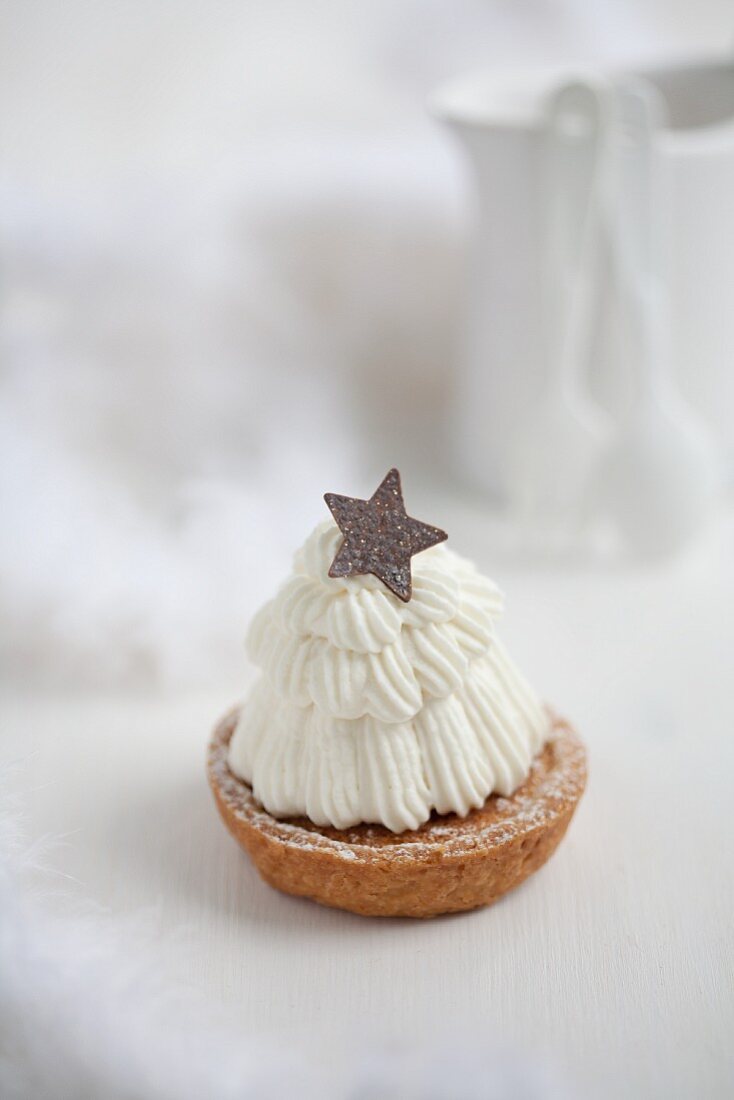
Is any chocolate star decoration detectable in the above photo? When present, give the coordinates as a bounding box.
[324,468,448,602]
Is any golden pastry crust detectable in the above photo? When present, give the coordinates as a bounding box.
[207,708,586,918]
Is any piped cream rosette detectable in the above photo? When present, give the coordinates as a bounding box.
[228,521,549,833]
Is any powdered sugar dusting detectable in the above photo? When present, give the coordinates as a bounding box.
[208,707,586,864]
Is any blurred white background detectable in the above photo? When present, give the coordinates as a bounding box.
[2,7,734,1100]
[2,0,732,694]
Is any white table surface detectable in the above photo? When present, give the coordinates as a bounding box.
[4,510,734,1100]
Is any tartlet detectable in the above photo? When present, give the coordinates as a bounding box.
[208,469,587,918]
[208,707,586,918]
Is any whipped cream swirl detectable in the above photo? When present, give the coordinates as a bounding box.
[228,521,549,833]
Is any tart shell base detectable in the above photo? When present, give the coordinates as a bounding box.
[207,708,587,919]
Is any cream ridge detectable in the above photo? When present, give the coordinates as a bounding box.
[227,521,549,833]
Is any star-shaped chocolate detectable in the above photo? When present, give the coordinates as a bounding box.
[324,468,448,602]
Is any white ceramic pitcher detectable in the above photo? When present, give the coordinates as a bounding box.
[433,57,734,498]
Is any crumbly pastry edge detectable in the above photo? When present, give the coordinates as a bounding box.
[208,707,586,861]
